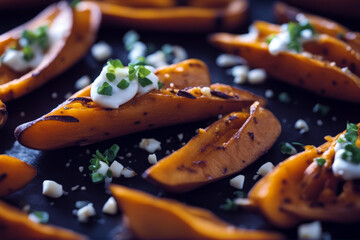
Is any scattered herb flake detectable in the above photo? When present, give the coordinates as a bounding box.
[138,77,153,87]
[278,92,291,103]
[220,198,238,211]
[117,79,130,89]
[123,30,139,51]
[97,82,112,96]
[91,172,104,183]
[158,81,164,90]
[70,0,81,7]
[315,157,326,166]
[30,211,49,224]
[313,103,330,116]
[233,191,245,198]
[280,142,297,155]
[265,34,276,44]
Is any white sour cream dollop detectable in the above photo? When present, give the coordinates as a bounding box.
[91,65,159,109]
[332,134,360,180]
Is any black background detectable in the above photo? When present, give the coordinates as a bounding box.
[1,0,359,239]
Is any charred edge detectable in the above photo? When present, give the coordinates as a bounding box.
[0,173,7,182]
[211,90,234,99]
[227,115,239,121]
[43,115,79,122]
[68,97,93,103]
[176,90,196,99]
[14,120,38,140]
[192,160,207,168]
[248,131,254,141]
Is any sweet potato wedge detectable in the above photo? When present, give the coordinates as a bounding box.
[274,2,360,54]
[0,1,101,102]
[94,0,248,32]
[210,21,360,103]
[144,101,281,193]
[247,123,360,228]
[0,155,36,197]
[0,200,86,240]
[110,185,284,239]
[0,100,7,128]
[15,81,265,150]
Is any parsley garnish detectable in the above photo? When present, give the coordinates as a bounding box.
[91,172,104,183]
[117,79,130,89]
[315,157,326,166]
[280,142,297,155]
[287,21,316,53]
[220,198,238,211]
[30,211,49,224]
[97,82,112,96]
[123,30,139,51]
[265,34,276,44]
[313,103,330,116]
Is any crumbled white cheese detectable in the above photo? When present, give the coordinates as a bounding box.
[295,119,310,134]
[238,25,258,42]
[247,69,267,85]
[264,89,274,98]
[257,162,274,177]
[91,41,112,61]
[51,92,58,99]
[148,153,157,164]
[22,205,30,213]
[102,197,118,215]
[234,198,252,206]
[20,111,26,117]
[172,46,188,63]
[79,166,84,172]
[75,75,91,90]
[128,41,146,62]
[95,161,109,176]
[64,92,72,99]
[2,46,43,72]
[229,175,245,189]
[216,54,246,67]
[139,138,161,153]
[121,167,137,178]
[146,50,168,68]
[316,120,323,126]
[298,221,322,239]
[42,180,63,198]
[81,186,86,191]
[109,160,124,178]
[177,133,184,141]
[231,65,249,84]
[200,87,211,97]
[77,203,96,222]
[71,185,80,191]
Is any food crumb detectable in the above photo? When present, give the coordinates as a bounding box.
[139,138,161,153]
[177,133,184,141]
[71,185,80,191]
[51,92,58,99]
[264,89,274,98]
[257,162,274,177]
[148,153,157,164]
[20,111,26,117]
[316,120,323,126]
[298,221,322,239]
[91,41,112,61]
[75,75,91,90]
[81,186,86,191]
[294,119,309,134]
[230,175,245,189]
[79,166,84,172]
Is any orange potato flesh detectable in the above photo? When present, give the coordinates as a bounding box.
[248,123,360,228]
[144,101,281,193]
[0,100,7,128]
[110,185,284,239]
[0,155,36,197]
[209,25,360,103]
[0,200,86,240]
[274,2,360,54]
[15,82,265,150]
[94,0,248,32]
[0,1,101,102]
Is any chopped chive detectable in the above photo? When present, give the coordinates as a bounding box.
[70,0,81,7]
[158,81,164,90]
[220,198,238,211]
[280,142,297,155]
[91,172,104,183]
[106,72,116,82]
[278,92,291,103]
[291,142,304,147]
[22,46,34,61]
[313,103,330,116]
[137,65,151,78]
[108,59,124,69]
[30,211,49,224]
[315,157,326,166]
[130,56,147,66]
[97,82,112,96]
[138,78,153,87]
[123,30,139,51]
[265,34,276,44]
[117,79,130,89]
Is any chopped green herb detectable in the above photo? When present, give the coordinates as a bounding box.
[128,64,137,81]
[344,123,359,143]
[106,59,124,81]
[291,142,304,147]
[21,25,49,49]
[265,34,277,44]
[233,191,245,198]
[313,103,330,116]
[108,59,124,69]
[161,44,174,61]
[97,82,112,96]
[315,157,326,166]
[91,172,104,183]
[123,30,139,51]
[280,142,297,155]
[158,81,164,90]
[70,0,81,7]
[22,46,34,61]
[278,92,291,103]
[137,65,151,78]
[106,169,113,178]
[117,79,130,89]
[336,123,360,164]
[220,198,238,211]
[130,56,147,66]
[104,144,120,163]
[138,77,153,87]
[30,211,49,224]
[106,72,116,82]
[287,21,316,52]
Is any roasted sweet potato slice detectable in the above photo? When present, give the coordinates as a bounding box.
[247,123,360,228]
[0,100,7,128]
[110,185,283,239]
[15,81,265,150]
[274,2,360,54]
[94,0,248,32]
[0,200,86,240]
[0,155,36,197]
[0,1,101,102]
[210,21,360,103]
[144,101,281,193]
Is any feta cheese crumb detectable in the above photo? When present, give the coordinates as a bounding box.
[257,162,274,177]
[109,160,124,178]
[200,87,211,97]
[148,153,157,164]
[298,221,322,239]
[216,54,246,67]
[95,161,109,176]
[177,133,184,141]
[229,175,245,189]
[264,89,274,98]
[172,45,188,63]
[75,75,91,90]
[79,166,84,172]
[121,167,137,178]
[230,65,248,84]
[102,197,118,215]
[146,50,167,68]
[91,41,112,61]
[81,186,86,191]
[316,119,323,126]
[77,203,96,222]
[139,138,161,153]
[247,69,267,84]
[20,111,26,117]
[128,41,146,62]
[71,185,80,191]
[253,174,260,181]
[51,92,58,99]
[42,180,63,198]
[295,119,310,134]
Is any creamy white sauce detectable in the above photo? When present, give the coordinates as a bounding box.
[332,134,360,180]
[90,65,159,109]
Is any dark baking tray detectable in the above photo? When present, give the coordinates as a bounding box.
[1,0,359,239]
